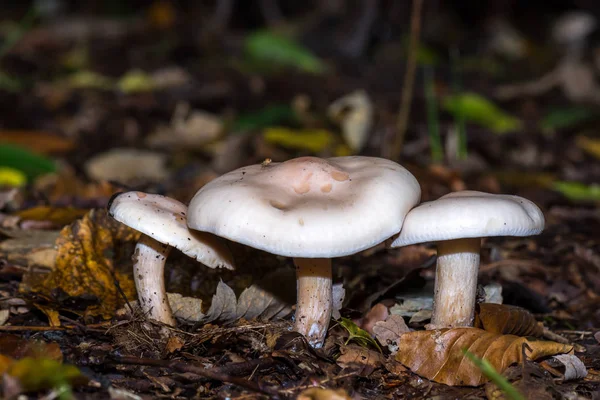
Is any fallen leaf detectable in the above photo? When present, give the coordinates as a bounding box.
[373,315,410,354]
[33,303,61,327]
[117,69,155,93]
[0,228,59,269]
[5,357,86,397]
[165,336,185,354]
[443,92,522,134]
[547,354,588,381]
[331,282,345,320]
[0,334,63,362]
[245,30,326,74]
[0,131,74,155]
[553,181,600,201]
[339,317,381,352]
[396,328,573,386]
[0,167,26,187]
[132,280,293,324]
[576,135,600,159]
[26,209,140,319]
[475,303,543,337]
[540,108,596,133]
[263,127,335,153]
[361,303,389,335]
[297,387,351,400]
[336,344,383,376]
[0,144,57,181]
[84,148,169,184]
[328,90,373,152]
[14,206,89,226]
[233,104,297,132]
[0,309,9,325]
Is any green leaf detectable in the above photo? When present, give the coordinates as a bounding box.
[339,317,382,352]
[233,104,297,132]
[245,30,326,74]
[263,127,335,152]
[540,107,596,133]
[117,69,155,93]
[443,92,522,134]
[463,350,525,400]
[0,144,56,180]
[553,181,600,202]
[7,357,85,397]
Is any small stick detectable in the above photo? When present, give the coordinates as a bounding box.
[111,355,279,398]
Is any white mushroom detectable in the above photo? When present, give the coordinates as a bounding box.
[391,191,545,329]
[187,156,420,347]
[108,191,234,326]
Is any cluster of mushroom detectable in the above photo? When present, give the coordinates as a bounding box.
[108,156,544,348]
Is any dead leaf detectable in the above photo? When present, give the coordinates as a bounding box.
[0,334,63,362]
[14,206,88,226]
[0,228,58,269]
[297,387,352,400]
[165,336,185,354]
[33,303,61,327]
[0,309,9,325]
[26,209,140,319]
[130,280,293,324]
[361,303,389,335]
[373,315,410,354]
[84,148,169,184]
[337,344,383,376]
[396,328,573,386]
[0,131,74,155]
[475,303,543,337]
[328,90,373,153]
[547,354,588,381]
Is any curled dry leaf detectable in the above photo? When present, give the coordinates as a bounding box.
[373,315,410,354]
[396,328,573,386]
[548,354,587,381]
[27,209,140,319]
[475,303,543,337]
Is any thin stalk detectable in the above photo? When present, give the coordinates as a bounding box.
[450,47,468,159]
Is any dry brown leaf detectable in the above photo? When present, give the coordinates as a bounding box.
[361,303,389,335]
[373,314,410,354]
[475,303,543,337]
[0,131,74,155]
[132,280,293,324]
[0,334,63,362]
[165,336,185,354]
[25,209,140,319]
[0,229,58,269]
[33,304,61,327]
[396,328,573,386]
[14,206,89,227]
[336,344,383,376]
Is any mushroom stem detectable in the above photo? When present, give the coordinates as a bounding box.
[293,258,332,348]
[133,234,175,326]
[431,238,481,328]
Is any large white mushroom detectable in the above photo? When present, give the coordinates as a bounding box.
[390,191,545,329]
[186,156,421,347]
[108,192,234,326]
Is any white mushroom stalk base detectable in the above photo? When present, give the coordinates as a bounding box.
[293,258,332,348]
[431,238,481,329]
[133,235,175,326]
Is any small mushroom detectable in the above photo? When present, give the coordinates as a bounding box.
[187,156,420,347]
[108,192,234,326]
[390,191,544,329]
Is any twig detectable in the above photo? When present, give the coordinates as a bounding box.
[111,355,279,398]
[277,371,358,395]
[392,0,424,161]
[0,322,111,332]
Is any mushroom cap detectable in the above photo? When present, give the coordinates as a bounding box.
[187,156,421,258]
[553,11,597,44]
[390,191,545,247]
[108,191,234,269]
